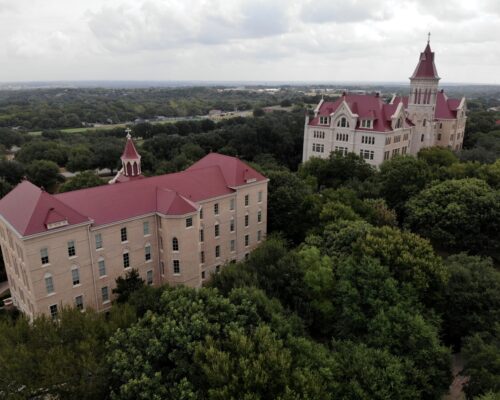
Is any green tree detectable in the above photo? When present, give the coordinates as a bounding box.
[27,160,62,190]
[113,268,145,303]
[0,160,25,185]
[405,178,500,254]
[378,156,431,219]
[0,307,135,400]
[58,171,104,193]
[418,146,458,168]
[66,145,94,172]
[439,254,500,349]
[463,326,500,399]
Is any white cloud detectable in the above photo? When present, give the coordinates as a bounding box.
[0,0,499,83]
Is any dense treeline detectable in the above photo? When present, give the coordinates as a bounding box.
[0,96,500,398]
[0,87,313,129]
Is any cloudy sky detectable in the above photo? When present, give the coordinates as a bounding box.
[1,0,499,84]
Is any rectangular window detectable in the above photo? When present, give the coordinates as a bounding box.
[421,134,425,142]
[71,267,80,286]
[437,133,442,140]
[215,224,220,238]
[402,146,407,155]
[230,198,235,211]
[201,271,206,280]
[200,251,205,263]
[123,252,130,268]
[258,191,263,203]
[385,136,392,145]
[49,304,58,319]
[120,227,127,242]
[186,217,193,228]
[200,229,204,242]
[101,286,109,303]
[244,194,249,206]
[160,237,164,249]
[214,203,219,215]
[257,211,262,223]
[230,219,235,232]
[160,261,165,275]
[95,233,103,249]
[98,259,106,277]
[143,221,150,235]
[215,245,220,258]
[145,245,152,261]
[392,148,401,157]
[67,240,76,257]
[75,295,84,310]
[45,275,54,294]
[40,248,49,265]
[245,234,249,247]
[173,260,180,275]
[359,149,374,160]
[230,239,235,252]
[258,230,262,241]
[384,151,390,160]
[200,207,203,219]
[146,270,153,285]
[403,133,409,141]
[245,215,249,227]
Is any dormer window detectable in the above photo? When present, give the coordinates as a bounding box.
[319,116,329,125]
[361,120,372,129]
[337,117,349,128]
[395,118,403,129]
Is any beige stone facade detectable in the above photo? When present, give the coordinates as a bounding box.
[0,155,268,319]
[302,41,467,167]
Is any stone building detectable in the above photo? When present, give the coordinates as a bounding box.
[0,136,268,319]
[302,39,467,166]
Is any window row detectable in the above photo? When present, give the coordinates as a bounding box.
[312,143,325,153]
[199,212,262,241]
[336,133,349,142]
[361,135,375,145]
[200,231,263,264]
[359,149,374,160]
[334,146,348,156]
[200,192,263,220]
[313,130,325,139]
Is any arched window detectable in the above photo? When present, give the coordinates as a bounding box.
[126,162,132,176]
[337,117,349,128]
[133,162,138,175]
[172,237,179,252]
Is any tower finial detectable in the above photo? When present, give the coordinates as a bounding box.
[427,32,431,44]
[125,127,132,139]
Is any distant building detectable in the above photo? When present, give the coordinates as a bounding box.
[302,38,467,166]
[0,134,268,319]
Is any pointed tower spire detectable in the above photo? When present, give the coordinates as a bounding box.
[121,128,142,177]
[411,36,440,80]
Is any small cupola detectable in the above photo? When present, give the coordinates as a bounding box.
[121,128,142,177]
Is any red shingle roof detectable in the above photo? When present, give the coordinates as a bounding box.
[435,91,461,119]
[308,94,409,132]
[0,181,90,236]
[0,154,266,237]
[411,43,439,79]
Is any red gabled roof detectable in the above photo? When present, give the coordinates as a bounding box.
[0,154,267,236]
[187,153,267,187]
[121,135,140,160]
[0,181,90,236]
[308,94,410,132]
[411,42,439,79]
[435,91,461,119]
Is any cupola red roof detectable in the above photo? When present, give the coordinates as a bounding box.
[121,133,141,160]
[411,42,440,79]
